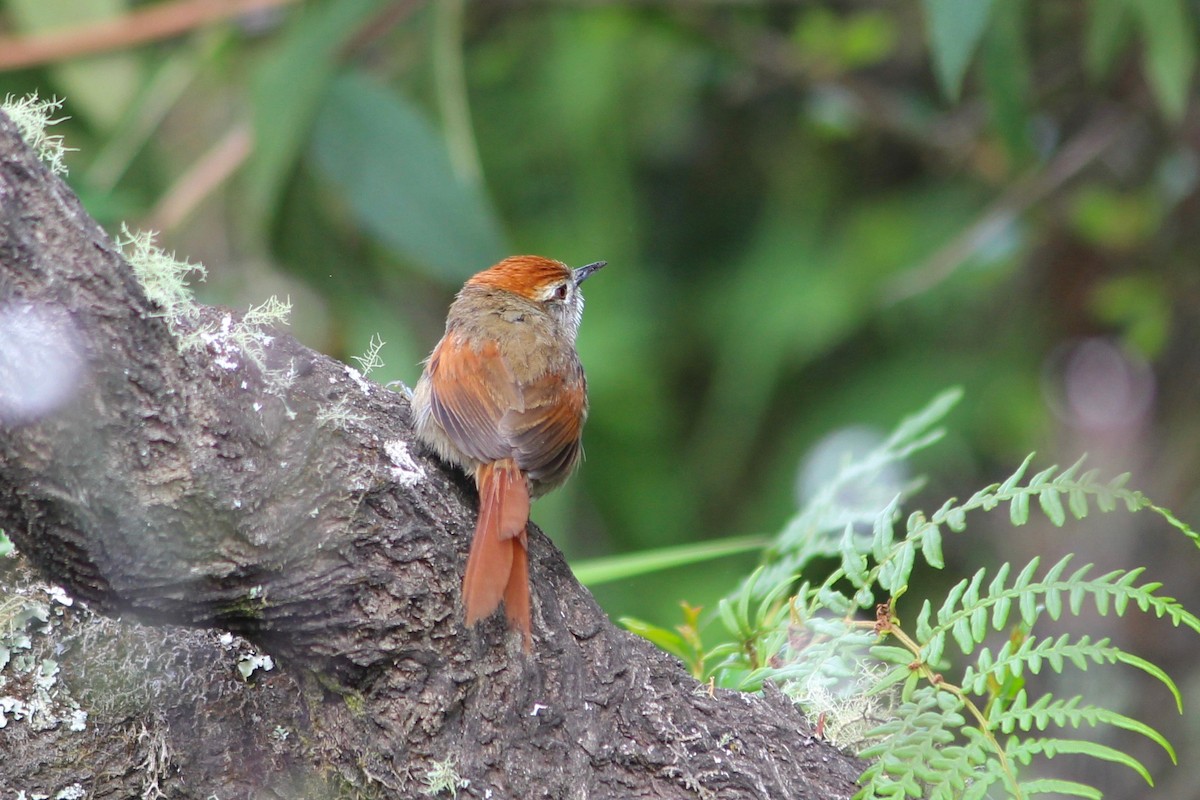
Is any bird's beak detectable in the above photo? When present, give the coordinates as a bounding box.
[573,261,607,285]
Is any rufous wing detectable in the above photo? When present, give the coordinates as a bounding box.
[425,332,521,464]
[501,361,588,489]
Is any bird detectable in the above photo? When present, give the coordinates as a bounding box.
[411,255,606,648]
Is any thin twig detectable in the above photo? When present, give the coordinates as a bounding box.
[881,111,1132,306]
[149,122,254,231]
[0,0,299,71]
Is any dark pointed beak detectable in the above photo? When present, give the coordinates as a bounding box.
[573,261,607,285]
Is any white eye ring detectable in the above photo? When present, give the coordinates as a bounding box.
[553,284,569,301]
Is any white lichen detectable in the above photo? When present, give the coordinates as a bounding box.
[315,398,367,431]
[236,652,274,680]
[790,661,896,751]
[384,439,425,486]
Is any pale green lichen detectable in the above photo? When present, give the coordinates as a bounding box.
[420,759,469,797]
[116,225,294,390]
[117,224,207,330]
[351,333,386,376]
[2,91,74,175]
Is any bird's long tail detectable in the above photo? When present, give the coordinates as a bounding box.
[464,458,531,647]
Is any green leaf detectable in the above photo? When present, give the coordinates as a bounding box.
[981,0,1032,160]
[1010,490,1030,526]
[1068,485,1090,520]
[1039,489,1066,527]
[247,0,387,232]
[1023,737,1154,786]
[952,617,974,653]
[310,72,507,281]
[867,664,913,696]
[1019,778,1102,798]
[1089,705,1177,763]
[572,535,768,586]
[920,523,945,569]
[1114,650,1182,713]
[840,523,869,586]
[1000,453,1036,494]
[619,617,687,658]
[1085,0,1132,80]
[921,0,997,99]
[1129,0,1196,122]
[716,596,742,638]
[870,646,916,666]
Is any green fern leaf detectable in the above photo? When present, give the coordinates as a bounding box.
[969,483,1001,512]
[1068,485,1090,520]
[914,598,934,639]
[1039,488,1066,526]
[872,646,916,666]
[999,453,1036,494]
[841,523,870,587]
[994,691,1176,761]
[872,497,899,561]
[1029,464,1057,489]
[921,523,945,569]
[896,540,916,590]
[884,387,962,450]
[1114,650,1182,713]
[1018,778,1102,798]
[1010,490,1030,525]
[988,563,1012,628]
[1009,736,1154,786]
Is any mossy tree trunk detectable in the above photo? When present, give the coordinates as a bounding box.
[0,110,862,799]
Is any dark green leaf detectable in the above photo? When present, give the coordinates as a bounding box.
[981,0,1032,160]
[921,0,997,99]
[247,0,387,231]
[1130,0,1197,122]
[310,72,507,281]
[1084,0,1131,80]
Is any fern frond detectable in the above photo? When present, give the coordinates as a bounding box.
[909,555,1200,668]
[964,636,1183,718]
[1007,735,1155,787]
[994,692,1174,762]
[676,390,1200,800]
[857,688,1004,800]
[1017,778,1102,798]
[753,389,962,593]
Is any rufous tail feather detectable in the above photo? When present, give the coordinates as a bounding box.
[503,530,531,649]
[463,459,531,644]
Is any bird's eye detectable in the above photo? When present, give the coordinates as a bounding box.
[553,284,569,301]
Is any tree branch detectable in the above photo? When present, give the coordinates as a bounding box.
[0,110,862,798]
[0,0,299,71]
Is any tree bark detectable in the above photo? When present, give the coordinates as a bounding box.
[0,110,863,799]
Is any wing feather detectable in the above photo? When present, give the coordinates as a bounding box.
[425,333,520,464]
[425,330,587,489]
[502,362,587,487]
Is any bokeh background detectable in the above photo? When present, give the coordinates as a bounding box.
[3,1,1200,795]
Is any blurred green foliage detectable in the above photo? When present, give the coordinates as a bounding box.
[2,0,1198,654]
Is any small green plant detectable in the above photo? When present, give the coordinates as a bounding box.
[420,758,469,797]
[627,389,1200,799]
